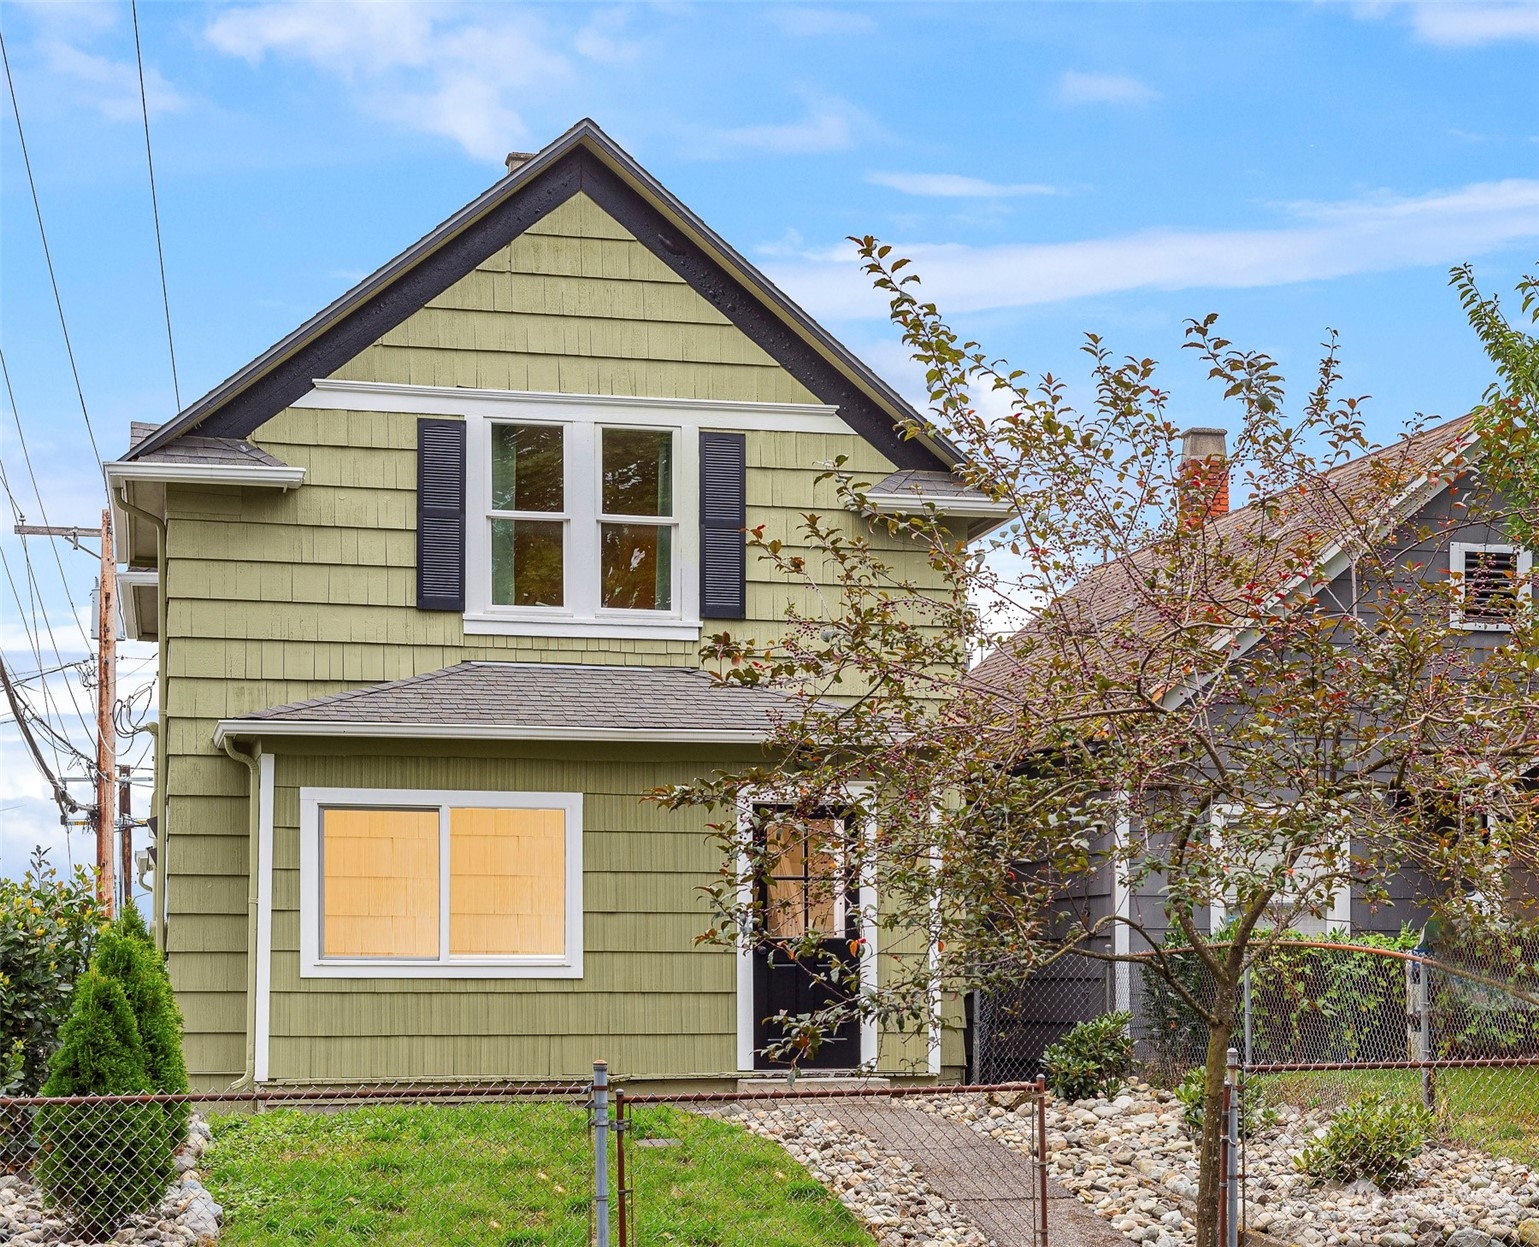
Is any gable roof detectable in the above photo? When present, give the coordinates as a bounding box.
[212,660,797,746]
[971,414,1482,701]
[127,119,958,474]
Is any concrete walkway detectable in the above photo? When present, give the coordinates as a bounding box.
[817,1101,1126,1247]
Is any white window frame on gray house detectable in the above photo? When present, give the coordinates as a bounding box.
[1449,541,1533,633]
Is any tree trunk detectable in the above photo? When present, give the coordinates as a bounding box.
[1193,1008,1234,1247]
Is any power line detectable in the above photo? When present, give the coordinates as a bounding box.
[0,651,80,817]
[130,0,181,412]
[0,25,103,467]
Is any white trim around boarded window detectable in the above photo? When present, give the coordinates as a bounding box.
[298,786,583,980]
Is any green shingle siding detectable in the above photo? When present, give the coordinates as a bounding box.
[159,190,955,1086]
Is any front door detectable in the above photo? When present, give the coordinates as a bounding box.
[752,811,863,1070]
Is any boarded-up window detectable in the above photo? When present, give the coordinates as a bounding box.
[763,816,843,940]
[318,802,571,963]
[449,807,566,956]
[321,808,441,959]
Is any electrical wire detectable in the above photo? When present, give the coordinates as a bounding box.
[0,27,103,466]
[129,0,180,412]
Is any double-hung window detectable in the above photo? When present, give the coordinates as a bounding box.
[1450,541,1532,632]
[300,788,583,978]
[468,413,692,636]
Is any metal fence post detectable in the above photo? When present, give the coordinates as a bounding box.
[593,1060,610,1247]
[1420,961,1437,1114]
[1225,1047,1240,1247]
[1035,1074,1049,1247]
[1217,1077,1230,1247]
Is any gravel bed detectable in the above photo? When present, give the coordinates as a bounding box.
[916,1083,1539,1247]
[0,1116,221,1246]
[717,1103,996,1246]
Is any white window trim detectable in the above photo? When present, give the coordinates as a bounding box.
[1208,802,1351,936]
[298,786,583,980]
[1449,541,1532,633]
[735,785,878,1072]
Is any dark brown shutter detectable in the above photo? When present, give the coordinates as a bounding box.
[416,418,466,612]
[699,431,746,619]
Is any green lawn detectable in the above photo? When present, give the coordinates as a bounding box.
[1258,1067,1539,1168]
[203,1101,873,1247]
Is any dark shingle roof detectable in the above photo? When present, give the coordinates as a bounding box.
[127,421,290,469]
[971,414,1481,700]
[219,661,796,741]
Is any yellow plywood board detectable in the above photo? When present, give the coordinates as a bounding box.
[321,807,440,959]
[448,806,566,956]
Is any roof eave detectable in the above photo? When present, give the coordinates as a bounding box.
[106,461,307,490]
[211,718,772,747]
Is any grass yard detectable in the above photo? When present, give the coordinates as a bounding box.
[1259,1066,1539,1168]
[203,1100,873,1247]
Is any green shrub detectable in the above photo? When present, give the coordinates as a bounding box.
[0,848,107,1096]
[93,918,190,1154]
[114,899,154,947]
[1041,1011,1133,1101]
[1294,1093,1434,1188]
[35,969,174,1237]
[1175,1067,1275,1139]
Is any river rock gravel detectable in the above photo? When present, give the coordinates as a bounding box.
[714,1103,997,1246]
[914,1083,1539,1247]
[0,1115,220,1247]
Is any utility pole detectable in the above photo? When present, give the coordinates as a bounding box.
[96,508,116,913]
[14,514,115,912]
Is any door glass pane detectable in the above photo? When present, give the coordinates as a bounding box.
[492,424,563,512]
[321,808,440,959]
[492,518,564,606]
[602,429,673,517]
[601,523,672,611]
[449,807,566,956]
[764,817,839,939]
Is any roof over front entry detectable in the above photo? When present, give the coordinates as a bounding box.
[126,118,960,474]
[212,661,798,746]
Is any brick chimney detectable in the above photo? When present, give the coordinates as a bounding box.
[1178,427,1229,528]
[504,151,536,175]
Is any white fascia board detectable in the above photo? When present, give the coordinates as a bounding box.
[214,718,771,747]
[864,491,1013,520]
[106,461,306,490]
[293,379,852,433]
[117,567,158,642]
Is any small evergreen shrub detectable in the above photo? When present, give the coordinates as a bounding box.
[1294,1093,1434,1189]
[114,899,154,947]
[93,918,190,1154]
[35,970,174,1237]
[1175,1066,1275,1139]
[1041,1011,1134,1102]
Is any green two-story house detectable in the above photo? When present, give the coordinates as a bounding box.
[107,120,1003,1091]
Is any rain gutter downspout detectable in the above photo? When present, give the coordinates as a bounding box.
[116,483,169,951]
[223,736,261,1088]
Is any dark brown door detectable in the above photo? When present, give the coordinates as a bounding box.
[752,812,862,1070]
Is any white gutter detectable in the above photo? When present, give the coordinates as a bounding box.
[117,567,158,641]
[105,461,306,490]
[213,718,772,747]
[864,490,1013,520]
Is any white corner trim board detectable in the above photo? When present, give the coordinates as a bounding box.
[214,718,770,747]
[293,379,852,434]
[254,753,275,1083]
[296,786,584,980]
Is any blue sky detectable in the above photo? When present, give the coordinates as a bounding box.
[2,0,1538,874]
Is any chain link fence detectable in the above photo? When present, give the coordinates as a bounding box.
[981,935,1539,1245]
[2,1080,595,1247]
[615,1081,1048,1247]
[2,1075,1052,1247]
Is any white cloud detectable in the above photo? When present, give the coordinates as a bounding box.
[765,178,1539,319]
[1056,70,1157,106]
[574,7,644,63]
[867,171,1060,198]
[204,1,572,161]
[1404,2,1539,45]
[39,39,185,122]
[768,7,878,37]
[689,93,868,157]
